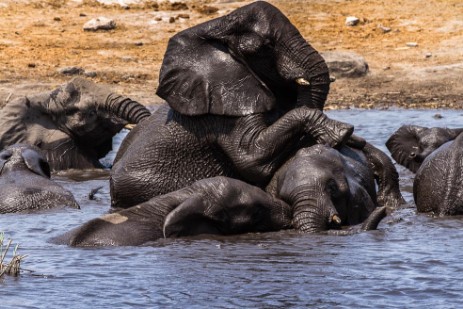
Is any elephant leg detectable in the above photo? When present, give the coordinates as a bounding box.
[221,106,354,184]
[362,143,405,210]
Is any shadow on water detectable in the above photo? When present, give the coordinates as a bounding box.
[2,109,463,308]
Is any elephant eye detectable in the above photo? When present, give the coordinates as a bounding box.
[0,151,12,161]
[327,179,340,198]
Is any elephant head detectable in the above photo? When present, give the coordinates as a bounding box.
[0,144,79,213]
[0,77,151,171]
[386,125,463,173]
[156,1,331,116]
[267,145,380,233]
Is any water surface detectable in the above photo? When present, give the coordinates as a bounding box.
[2,109,463,308]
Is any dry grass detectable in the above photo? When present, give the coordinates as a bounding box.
[0,232,26,278]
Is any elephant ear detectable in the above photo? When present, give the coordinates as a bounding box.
[156,13,277,116]
[163,196,222,238]
[157,1,324,116]
[385,125,427,173]
[22,148,51,178]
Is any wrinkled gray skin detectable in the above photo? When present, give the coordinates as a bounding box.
[56,176,292,246]
[0,144,79,213]
[111,2,358,209]
[266,144,404,234]
[58,143,403,246]
[414,133,463,216]
[386,125,463,173]
[0,77,151,172]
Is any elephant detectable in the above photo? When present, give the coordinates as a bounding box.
[110,1,360,209]
[386,125,463,173]
[0,144,79,213]
[413,132,463,216]
[57,142,403,246]
[0,77,151,172]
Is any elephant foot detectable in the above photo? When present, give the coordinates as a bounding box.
[309,115,354,148]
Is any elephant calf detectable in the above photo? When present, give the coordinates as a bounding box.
[57,142,403,246]
[0,144,79,213]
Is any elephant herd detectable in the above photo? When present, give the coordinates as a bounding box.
[1,2,461,247]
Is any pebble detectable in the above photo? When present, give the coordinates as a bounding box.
[425,52,432,58]
[406,42,418,47]
[378,24,391,33]
[84,71,97,78]
[345,16,360,26]
[83,17,116,31]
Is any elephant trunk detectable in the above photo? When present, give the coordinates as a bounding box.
[360,206,387,231]
[104,93,151,124]
[291,191,341,233]
[280,34,331,110]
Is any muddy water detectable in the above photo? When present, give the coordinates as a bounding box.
[2,109,463,308]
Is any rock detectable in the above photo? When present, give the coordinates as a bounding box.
[433,113,443,119]
[345,16,360,26]
[58,66,84,75]
[176,14,190,19]
[195,5,219,15]
[406,42,418,47]
[84,71,97,78]
[27,63,36,68]
[83,17,116,32]
[378,24,391,33]
[425,52,432,58]
[169,17,175,23]
[321,51,369,78]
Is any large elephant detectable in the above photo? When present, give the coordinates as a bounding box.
[110,1,358,209]
[57,143,403,246]
[386,125,463,173]
[388,128,463,216]
[0,77,151,172]
[0,144,79,213]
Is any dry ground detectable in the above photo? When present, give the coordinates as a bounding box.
[0,0,462,109]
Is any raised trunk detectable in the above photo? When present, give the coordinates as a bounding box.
[272,29,331,111]
[104,93,151,124]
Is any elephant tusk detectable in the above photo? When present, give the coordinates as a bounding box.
[331,214,342,225]
[330,76,336,83]
[124,123,136,130]
[295,77,311,86]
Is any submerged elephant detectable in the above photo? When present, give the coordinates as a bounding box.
[58,143,403,246]
[110,1,358,209]
[386,125,463,173]
[0,144,79,213]
[0,77,151,172]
